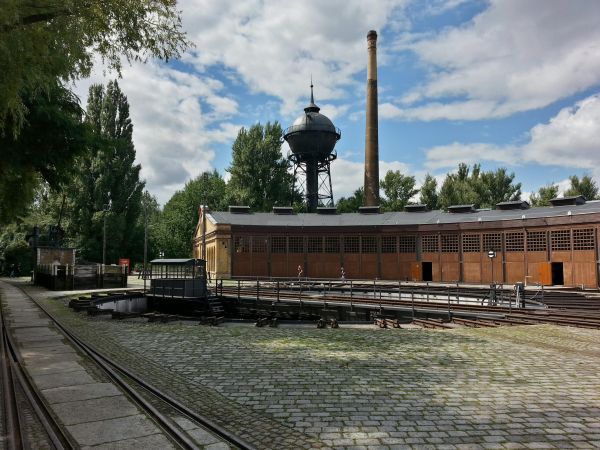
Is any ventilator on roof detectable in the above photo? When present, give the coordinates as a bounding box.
[496,200,530,210]
[448,204,476,213]
[549,196,586,207]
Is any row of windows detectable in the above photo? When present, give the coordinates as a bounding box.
[234,229,597,254]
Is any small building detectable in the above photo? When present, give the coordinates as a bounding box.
[148,258,208,299]
[193,198,600,288]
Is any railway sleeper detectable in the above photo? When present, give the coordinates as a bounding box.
[87,307,113,316]
[199,316,224,326]
[412,318,453,329]
[452,317,497,328]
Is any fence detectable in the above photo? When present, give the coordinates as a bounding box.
[34,264,128,290]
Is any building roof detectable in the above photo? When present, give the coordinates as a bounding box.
[207,200,600,227]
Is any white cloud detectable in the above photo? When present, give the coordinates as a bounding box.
[393,0,600,120]
[423,93,600,181]
[522,94,600,170]
[72,61,241,205]
[180,0,407,117]
[425,142,518,170]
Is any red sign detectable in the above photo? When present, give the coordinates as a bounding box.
[118,258,131,273]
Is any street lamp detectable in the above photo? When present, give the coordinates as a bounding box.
[102,201,111,266]
[143,198,148,293]
[488,249,497,305]
[487,250,496,283]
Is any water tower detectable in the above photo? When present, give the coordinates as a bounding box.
[284,83,341,212]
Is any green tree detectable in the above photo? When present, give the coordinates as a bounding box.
[529,183,559,207]
[1,0,190,135]
[438,163,480,210]
[68,81,145,263]
[336,188,364,213]
[155,171,228,258]
[226,122,293,211]
[0,83,88,223]
[380,170,419,212]
[419,174,439,210]
[479,167,521,208]
[564,175,599,200]
[438,163,521,210]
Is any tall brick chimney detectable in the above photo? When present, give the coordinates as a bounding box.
[364,30,379,207]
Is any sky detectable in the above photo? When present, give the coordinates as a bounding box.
[74,0,600,206]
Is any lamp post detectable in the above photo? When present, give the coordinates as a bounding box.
[488,250,496,283]
[143,199,148,293]
[488,250,497,305]
[102,200,112,267]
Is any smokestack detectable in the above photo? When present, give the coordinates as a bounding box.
[364,30,379,207]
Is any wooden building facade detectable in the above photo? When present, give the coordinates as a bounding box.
[193,199,600,288]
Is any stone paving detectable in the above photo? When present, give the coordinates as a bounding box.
[20,281,600,449]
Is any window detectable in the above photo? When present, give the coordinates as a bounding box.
[344,236,360,253]
[381,236,397,253]
[324,236,340,253]
[462,234,481,253]
[399,236,416,253]
[422,235,439,253]
[551,230,571,251]
[288,236,304,253]
[527,231,546,252]
[441,234,459,253]
[234,236,249,253]
[505,232,524,252]
[483,233,502,252]
[307,236,322,253]
[252,236,267,253]
[573,228,595,250]
[361,236,377,253]
[271,236,286,253]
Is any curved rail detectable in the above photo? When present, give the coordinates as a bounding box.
[15,288,256,450]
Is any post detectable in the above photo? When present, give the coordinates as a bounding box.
[276,280,280,302]
[102,211,107,266]
[411,289,415,320]
[143,200,148,293]
[237,279,240,302]
[398,281,401,302]
[256,279,259,303]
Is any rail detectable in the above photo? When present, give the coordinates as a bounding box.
[12,287,256,450]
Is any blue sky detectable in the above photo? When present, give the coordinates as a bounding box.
[76,0,600,205]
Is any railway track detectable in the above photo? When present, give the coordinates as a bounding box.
[2,286,255,450]
[1,295,72,449]
[219,284,600,329]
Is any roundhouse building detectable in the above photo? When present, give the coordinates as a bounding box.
[193,196,600,288]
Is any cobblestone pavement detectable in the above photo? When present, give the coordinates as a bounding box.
[23,282,600,449]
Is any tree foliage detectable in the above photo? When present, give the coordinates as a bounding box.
[155,171,227,258]
[0,0,190,135]
[380,170,419,212]
[419,174,439,210]
[438,163,521,210]
[336,188,364,213]
[564,175,599,200]
[67,81,144,263]
[438,163,480,210]
[226,122,293,211]
[0,82,88,223]
[529,183,559,207]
